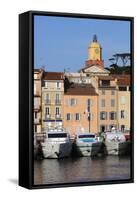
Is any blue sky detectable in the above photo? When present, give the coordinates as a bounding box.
[34,15,131,72]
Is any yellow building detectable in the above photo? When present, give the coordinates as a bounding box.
[88,34,102,61]
[63,83,98,138]
[116,75,131,131]
[98,76,118,133]
[34,69,43,139]
[80,35,109,76]
[42,72,64,131]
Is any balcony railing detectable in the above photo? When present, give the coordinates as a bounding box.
[45,114,51,120]
[34,118,41,124]
[55,114,61,119]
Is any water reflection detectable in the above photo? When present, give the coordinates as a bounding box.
[34,156,131,185]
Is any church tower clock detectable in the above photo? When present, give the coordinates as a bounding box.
[85,34,104,69]
[88,34,102,61]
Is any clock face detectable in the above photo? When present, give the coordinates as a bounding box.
[95,48,99,54]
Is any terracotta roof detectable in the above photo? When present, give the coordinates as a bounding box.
[65,83,98,96]
[43,72,64,80]
[98,74,131,86]
[111,74,131,86]
[98,76,115,80]
[117,77,131,86]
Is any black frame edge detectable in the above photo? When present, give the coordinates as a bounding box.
[19,11,33,189]
[19,10,134,189]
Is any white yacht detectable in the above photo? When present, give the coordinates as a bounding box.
[41,127,72,158]
[73,132,103,157]
[104,128,130,155]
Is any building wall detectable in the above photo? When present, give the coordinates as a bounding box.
[42,80,64,130]
[88,42,102,60]
[117,86,131,131]
[34,71,42,135]
[98,88,118,132]
[63,95,98,137]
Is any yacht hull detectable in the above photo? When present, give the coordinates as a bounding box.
[42,142,72,158]
[74,141,103,157]
[105,141,131,155]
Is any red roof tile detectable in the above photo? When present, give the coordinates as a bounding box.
[43,72,64,80]
[65,83,98,96]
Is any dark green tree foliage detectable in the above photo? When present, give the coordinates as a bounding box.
[107,53,131,74]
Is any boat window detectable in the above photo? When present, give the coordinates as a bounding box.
[48,133,67,138]
[78,135,95,138]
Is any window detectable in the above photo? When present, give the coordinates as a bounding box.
[121,125,125,132]
[45,93,50,103]
[119,86,127,91]
[45,81,48,88]
[111,90,115,95]
[55,94,60,104]
[87,99,91,112]
[75,113,80,121]
[34,98,39,109]
[101,99,105,107]
[34,112,37,119]
[45,93,49,99]
[102,80,110,86]
[45,107,49,115]
[56,82,61,88]
[111,99,115,107]
[48,133,67,138]
[69,98,77,106]
[110,112,116,120]
[56,107,60,115]
[100,112,107,120]
[56,94,59,100]
[34,125,37,133]
[102,90,105,95]
[100,125,106,132]
[120,96,126,104]
[121,110,125,119]
[66,113,71,120]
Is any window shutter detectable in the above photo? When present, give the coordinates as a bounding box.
[106,112,107,120]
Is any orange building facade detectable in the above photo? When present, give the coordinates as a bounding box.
[63,83,98,138]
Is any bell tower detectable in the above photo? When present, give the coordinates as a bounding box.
[88,34,102,61]
[85,34,104,69]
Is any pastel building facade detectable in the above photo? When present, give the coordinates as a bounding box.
[33,35,131,136]
[63,83,98,137]
[117,75,131,131]
[98,76,118,133]
[34,69,43,137]
[41,72,64,131]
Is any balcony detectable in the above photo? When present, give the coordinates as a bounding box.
[34,118,41,124]
[45,99,51,104]
[55,114,62,119]
[55,99,61,105]
[44,114,51,120]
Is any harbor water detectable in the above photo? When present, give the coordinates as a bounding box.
[34,156,131,185]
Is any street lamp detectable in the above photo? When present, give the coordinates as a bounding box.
[88,112,91,132]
